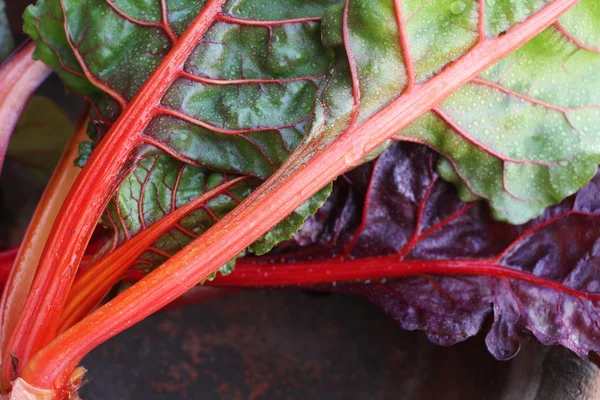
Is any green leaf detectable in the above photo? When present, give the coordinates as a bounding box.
[400,2,600,222]
[10,2,587,380]
[309,0,600,223]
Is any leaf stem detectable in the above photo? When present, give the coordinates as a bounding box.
[19,0,578,391]
[213,257,600,301]
[0,41,51,177]
[0,107,86,393]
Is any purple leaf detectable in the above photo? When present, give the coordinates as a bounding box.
[234,142,600,360]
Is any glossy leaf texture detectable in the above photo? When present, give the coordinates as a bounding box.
[302,0,600,224]
[253,141,600,360]
[24,0,340,261]
[23,0,336,176]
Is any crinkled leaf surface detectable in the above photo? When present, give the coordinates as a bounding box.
[259,142,600,360]
[25,0,339,263]
[24,0,336,177]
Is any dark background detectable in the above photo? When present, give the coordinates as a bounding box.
[80,290,600,400]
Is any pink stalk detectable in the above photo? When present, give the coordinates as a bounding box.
[0,41,51,176]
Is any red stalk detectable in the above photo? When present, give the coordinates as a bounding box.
[213,257,600,301]
[0,111,88,380]
[1,0,227,385]
[0,41,51,178]
[18,0,577,392]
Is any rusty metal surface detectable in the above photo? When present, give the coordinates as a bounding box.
[80,290,600,400]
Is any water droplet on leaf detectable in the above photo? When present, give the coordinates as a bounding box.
[450,1,466,15]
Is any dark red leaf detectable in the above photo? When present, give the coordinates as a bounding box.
[230,142,600,360]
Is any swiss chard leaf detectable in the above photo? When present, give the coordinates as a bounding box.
[24,0,338,261]
[240,142,600,360]
[309,0,600,224]
[24,0,335,177]
[404,0,600,223]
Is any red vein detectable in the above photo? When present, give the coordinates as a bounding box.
[342,0,361,129]
[213,257,600,303]
[104,211,119,253]
[171,165,186,211]
[60,0,127,108]
[137,158,159,230]
[202,205,220,222]
[153,106,302,135]
[138,137,202,167]
[398,202,477,258]
[470,77,592,113]
[422,275,457,302]
[105,0,177,44]
[396,174,440,257]
[478,0,486,43]
[178,70,324,85]
[393,135,496,203]
[494,210,577,261]
[160,0,178,43]
[35,18,85,78]
[104,1,164,29]
[343,156,380,256]
[147,247,171,259]
[175,224,198,238]
[393,0,416,90]
[114,195,131,241]
[554,22,600,55]
[472,76,595,138]
[432,106,568,167]
[216,14,321,27]
[57,175,249,333]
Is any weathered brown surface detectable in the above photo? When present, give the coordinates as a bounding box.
[80,290,600,400]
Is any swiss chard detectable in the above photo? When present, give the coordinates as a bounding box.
[0,0,598,397]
